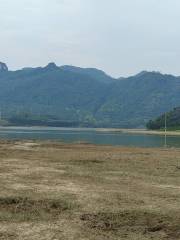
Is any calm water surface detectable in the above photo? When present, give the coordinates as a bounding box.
[0,127,180,148]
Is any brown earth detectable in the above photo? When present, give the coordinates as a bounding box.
[0,140,180,239]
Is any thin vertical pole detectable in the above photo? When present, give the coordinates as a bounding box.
[164,112,167,148]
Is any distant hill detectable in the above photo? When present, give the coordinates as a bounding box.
[1,62,180,128]
[146,107,180,130]
[97,71,180,127]
[60,65,115,84]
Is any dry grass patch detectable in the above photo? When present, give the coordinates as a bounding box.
[0,196,77,222]
[0,141,180,239]
[81,210,180,239]
[0,231,17,240]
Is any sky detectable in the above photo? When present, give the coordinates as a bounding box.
[0,0,180,77]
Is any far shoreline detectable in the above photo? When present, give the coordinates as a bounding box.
[1,125,180,136]
[96,128,180,136]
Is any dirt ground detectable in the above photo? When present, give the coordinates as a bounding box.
[0,140,180,239]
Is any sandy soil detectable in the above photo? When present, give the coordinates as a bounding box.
[0,140,180,239]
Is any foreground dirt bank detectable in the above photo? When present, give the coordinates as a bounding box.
[0,140,180,240]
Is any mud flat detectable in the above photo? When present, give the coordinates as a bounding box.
[0,140,180,239]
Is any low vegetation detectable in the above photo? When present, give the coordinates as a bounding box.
[0,140,180,239]
[0,196,75,222]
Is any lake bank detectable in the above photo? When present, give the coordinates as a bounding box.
[1,125,180,136]
[0,140,180,239]
[1,126,180,148]
[97,128,180,136]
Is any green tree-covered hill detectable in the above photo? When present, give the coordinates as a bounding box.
[147,107,180,130]
[1,63,180,127]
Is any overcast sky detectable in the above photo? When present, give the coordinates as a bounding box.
[0,0,180,77]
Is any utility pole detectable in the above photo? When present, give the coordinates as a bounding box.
[164,112,167,148]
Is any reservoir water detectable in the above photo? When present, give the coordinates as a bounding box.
[0,127,180,148]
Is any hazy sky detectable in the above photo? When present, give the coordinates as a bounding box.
[0,0,180,77]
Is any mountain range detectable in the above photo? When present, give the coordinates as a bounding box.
[0,62,180,128]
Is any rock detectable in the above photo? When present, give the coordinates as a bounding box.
[45,62,58,70]
[0,62,8,72]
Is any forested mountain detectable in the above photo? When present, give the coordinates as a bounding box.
[97,71,180,127]
[60,65,115,84]
[1,62,180,128]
